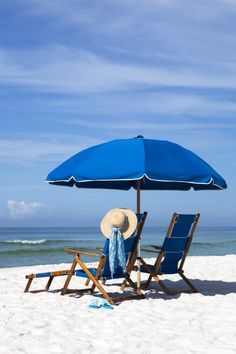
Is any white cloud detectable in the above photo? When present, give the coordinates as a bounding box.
[1,46,236,94]
[7,200,43,219]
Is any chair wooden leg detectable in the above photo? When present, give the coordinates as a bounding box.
[45,276,54,291]
[120,249,139,291]
[85,278,90,286]
[153,277,173,295]
[146,272,173,295]
[61,258,77,296]
[179,271,198,293]
[145,274,153,288]
[140,258,172,295]
[120,279,128,291]
[75,256,115,305]
[125,275,144,296]
[24,278,33,292]
[80,258,113,303]
[90,259,105,293]
[139,258,197,295]
[139,258,155,288]
[142,255,163,288]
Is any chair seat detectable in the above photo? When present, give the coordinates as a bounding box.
[74,268,97,278]
[140,264,178,275]
[35,272,53,278]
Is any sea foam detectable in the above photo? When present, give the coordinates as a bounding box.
[3,239,47,245]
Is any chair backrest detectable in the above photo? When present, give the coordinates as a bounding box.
[159,213,200,274]
[101,212,147,279]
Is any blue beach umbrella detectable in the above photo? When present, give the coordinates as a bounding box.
[46,135,226,290]
[46,135,227,212]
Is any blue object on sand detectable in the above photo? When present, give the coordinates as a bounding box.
[89,298,114,310]
[46,136,227,191]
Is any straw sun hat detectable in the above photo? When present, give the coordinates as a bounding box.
[100,208,138,240]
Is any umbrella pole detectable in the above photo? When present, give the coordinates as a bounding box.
[137,179,141,214]
[136,180,141,294]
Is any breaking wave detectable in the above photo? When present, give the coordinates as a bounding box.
[2,239,47,245]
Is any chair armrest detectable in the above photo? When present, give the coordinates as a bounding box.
[64,248,101,257]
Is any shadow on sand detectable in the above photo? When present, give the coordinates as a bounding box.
[145,278,236,300]
[44,278,236,302]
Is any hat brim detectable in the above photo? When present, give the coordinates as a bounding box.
[100,208,138,239]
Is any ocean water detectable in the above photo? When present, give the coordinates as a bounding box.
[0,226,236,268]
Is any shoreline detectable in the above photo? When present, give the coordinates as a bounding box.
[1,253,236,271]
[1,255,236,353]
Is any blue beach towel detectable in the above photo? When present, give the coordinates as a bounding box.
[109,227,126,278]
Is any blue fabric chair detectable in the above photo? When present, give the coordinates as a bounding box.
[140,213,200,295]
[25,212,147,305]
[61,212,147,304]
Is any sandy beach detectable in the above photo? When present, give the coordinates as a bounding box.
[0,255,236,354]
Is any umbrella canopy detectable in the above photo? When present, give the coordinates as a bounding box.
[46,136,227,192]
[46,135,227,291]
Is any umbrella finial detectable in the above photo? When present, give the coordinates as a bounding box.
[135,135,144,139]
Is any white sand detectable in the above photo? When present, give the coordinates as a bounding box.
[0,255,236,354]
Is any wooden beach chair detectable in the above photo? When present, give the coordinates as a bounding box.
[25,212,147,304]
[60,212,147,305]
[25,269,73,293]
[139,213,200,295]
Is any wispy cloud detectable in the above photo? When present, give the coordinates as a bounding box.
[7,200,43,219]
[0,135,101,164]
[64,119,234,132]
[53,91,236,119]
[1,46,236,94]
[1,1,236,108]
[16,0,236,65]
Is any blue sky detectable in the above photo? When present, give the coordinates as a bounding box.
[0,0,235,227]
